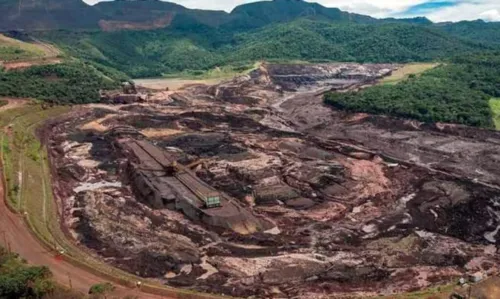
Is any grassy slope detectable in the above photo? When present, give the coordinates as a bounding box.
[0,34,45,62]
[490,98,500,129]
[381,63,439,85]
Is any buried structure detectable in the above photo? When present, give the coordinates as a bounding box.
[44,63,500,298]
[114,134,273,234]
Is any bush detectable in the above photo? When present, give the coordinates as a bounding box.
[0,247,54,298]
[88,282,115,295]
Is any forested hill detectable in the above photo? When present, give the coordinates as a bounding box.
[0,0,450,32]
[2,0,500,78]
[34,18,495,78]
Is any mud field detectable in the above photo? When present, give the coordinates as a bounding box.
[44,63,500,298]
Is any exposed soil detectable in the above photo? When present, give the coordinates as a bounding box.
[98,13,174,32]
[2,58,62,70]
[44,63,500,298]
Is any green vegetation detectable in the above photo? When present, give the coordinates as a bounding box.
[88,283,115,295]
[381,63,438,85]
[438,20,500,47]
[162,62,259,80]
[37,18,486,78]
[0,34,45,62]
[0,246,55,298]
[2,0,500,80]
[490,98,500,130]
[0,62,125,104]
[325,53,500,128]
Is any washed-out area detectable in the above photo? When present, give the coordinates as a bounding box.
[43,63,500,298]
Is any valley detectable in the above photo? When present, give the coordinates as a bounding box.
[26,63,499,298]
[1,0,500,298]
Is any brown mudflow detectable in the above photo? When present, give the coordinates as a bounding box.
[40,63,500,298]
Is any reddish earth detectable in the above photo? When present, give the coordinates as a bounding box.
[41,63,500,298]
[3,62,500,299]
[2,58,62,70]
[0,101,171,299]
[0,169,170,298]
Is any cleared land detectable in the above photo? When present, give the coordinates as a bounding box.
[0,34,45,62]
[0,34,62,69]
[134,78,225,91]
[135,63,260,90]
[490,98,500,130]
[380,63,439,85]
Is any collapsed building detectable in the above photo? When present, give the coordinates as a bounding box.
[111,129,273,234]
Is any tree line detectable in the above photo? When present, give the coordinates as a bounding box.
[324,53,500,128]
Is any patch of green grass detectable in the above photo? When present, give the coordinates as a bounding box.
[381,63,439,85]
[161,62,259,80]
[0,34,45,62]
[490,98,500,130]
[0,105,69,246]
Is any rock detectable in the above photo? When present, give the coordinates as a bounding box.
[58,163,87,181]
[285,198,315,209]
[450,293,466,299]
[468,271,485,283]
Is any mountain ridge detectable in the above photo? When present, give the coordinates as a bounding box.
[0,0,443,32]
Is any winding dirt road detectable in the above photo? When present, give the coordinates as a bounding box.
[0,100,170,298]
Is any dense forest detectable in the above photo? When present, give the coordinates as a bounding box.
[324,53,500,128]
[0,248,54,298]
[2,0,500,110]
[0,62,125,104]
[36,18,488,78]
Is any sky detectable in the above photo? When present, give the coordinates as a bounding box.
[82,0,500,22]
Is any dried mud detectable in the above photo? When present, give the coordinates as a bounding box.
[44,63,500,298]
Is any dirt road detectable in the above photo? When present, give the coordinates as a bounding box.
[0,100,171,298]
[0,98,30,112]
[0,165,174,298]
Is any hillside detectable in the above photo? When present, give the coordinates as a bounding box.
[0,0,101,31]
[0,0,476,32]
[1,0,500,79]
[325,52,500,128]
[436,20,500,46]
[35,18,488,77]
[0,0,381,32]
[0,61,125,103]
[0,34,45,61]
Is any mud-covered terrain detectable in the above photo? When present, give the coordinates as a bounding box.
[44,63,500,298]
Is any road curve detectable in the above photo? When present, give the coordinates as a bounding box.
[0,102,170,298]
[0,165,173,298]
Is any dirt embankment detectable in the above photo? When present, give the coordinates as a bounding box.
[0,103,173,299]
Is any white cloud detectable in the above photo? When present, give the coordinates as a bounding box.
[480,9,500,21]
[315,0,427,18]
[82,0,500,22]
[83,0,428,14]
[424,1,500,22]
